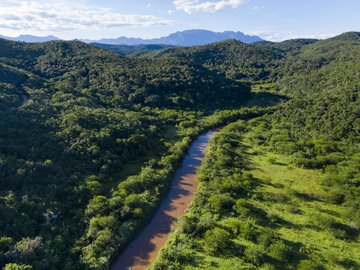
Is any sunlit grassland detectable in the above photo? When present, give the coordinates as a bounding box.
[152,122,360,270]
[243,132,360,269]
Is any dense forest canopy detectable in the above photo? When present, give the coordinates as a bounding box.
[91,43,174,57]
[0,32,359,270]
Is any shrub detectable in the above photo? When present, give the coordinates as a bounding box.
[208,193,235,213]
[15,237,43,259]
[268,240,291,262]
[243,245,264,265]
[257,228,278,248]
[85,180,102,195]
[179,215,198,235]
[203,228,231,255]
[297,259,322,270]
[235,198,250,216]
[196,214,216,235]
[239,218,257,241]
[224,218,243,236]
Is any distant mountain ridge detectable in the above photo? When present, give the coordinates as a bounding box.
[92,30,263,45]
[0,34,59,42]
[0,30,263,45]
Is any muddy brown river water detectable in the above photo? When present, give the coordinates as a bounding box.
[111,130,218,270]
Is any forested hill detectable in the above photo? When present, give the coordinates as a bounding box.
[90,43,174,57]
[1,32,360,270]
[0,37,254,270]
[130,38,320,83]
[0,38,252,110]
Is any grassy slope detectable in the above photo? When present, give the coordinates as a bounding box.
[151,121,360,270]
[243,132,360,269]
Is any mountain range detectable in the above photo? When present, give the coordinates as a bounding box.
[0,29,263,45]
[0,34,60,42]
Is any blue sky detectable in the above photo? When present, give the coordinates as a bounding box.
[0,0,359,41]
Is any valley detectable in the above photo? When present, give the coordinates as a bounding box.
[0,32,359,270]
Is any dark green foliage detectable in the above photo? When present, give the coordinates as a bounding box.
[148,40,286,83]
[92,43,174,57]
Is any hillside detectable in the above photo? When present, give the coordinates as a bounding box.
[91,43,174,56]
[151,32,360,270]
[153,121,360,270]
[143,39,316,83]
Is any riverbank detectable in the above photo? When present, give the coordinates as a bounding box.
[111,130,218,270]
[150,120,360,270]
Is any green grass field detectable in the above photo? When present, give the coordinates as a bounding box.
[151,122,360,270]
[243,132,360,269]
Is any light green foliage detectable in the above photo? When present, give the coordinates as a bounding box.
[203,228,231,255]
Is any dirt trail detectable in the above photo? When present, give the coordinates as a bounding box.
[111,130,218,270]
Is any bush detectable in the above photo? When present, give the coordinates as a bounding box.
[224,218,243,235]
[239,218,257,241]
[243,245,264,265]
[203,228,231,255]
[257,228,278,248]
[85,180,102,195]
[14,237,43,261]
[208,194,235,213]
[235,198,250,216]
[179,215,198,235]
[268,240,291,262]
[297,259,322,270]
[196,214,216,235]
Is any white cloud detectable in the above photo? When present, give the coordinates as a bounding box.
[173,0,247,13]
[0,0,172,32]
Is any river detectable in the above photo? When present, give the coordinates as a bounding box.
[111,130,219,270]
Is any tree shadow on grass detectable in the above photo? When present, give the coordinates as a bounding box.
[337,258,360,269]
[294,192,322,202]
